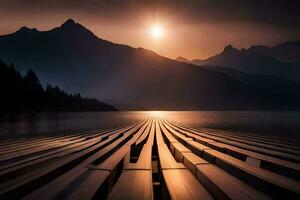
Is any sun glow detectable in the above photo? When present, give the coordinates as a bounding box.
[148,111,165,117]
[150,24,164,39]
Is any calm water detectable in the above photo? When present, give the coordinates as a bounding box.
[0,111,300,138]
[0,112,147,138]
[166,111,300,138]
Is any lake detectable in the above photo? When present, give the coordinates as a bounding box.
[0,111,300,138]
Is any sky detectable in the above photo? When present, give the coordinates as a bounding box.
[0,0,299,60]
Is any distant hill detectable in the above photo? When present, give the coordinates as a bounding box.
[0,60,116,113]
[0,19,299,110]
[180,42,300,82]
[176,56,190,63]
[197,65,300,96]
[248,41,300,63]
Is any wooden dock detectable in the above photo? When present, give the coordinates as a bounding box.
[0,113,299,199]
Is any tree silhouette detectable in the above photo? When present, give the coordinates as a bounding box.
[0,60,116,113]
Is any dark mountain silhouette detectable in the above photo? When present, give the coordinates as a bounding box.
[176,54,300,96]
[184,42,300,82]
[0,19,299,110]
[197,65,300,96]
[248,41,300,63]
[0,60,116,113]
[177,51,300,95]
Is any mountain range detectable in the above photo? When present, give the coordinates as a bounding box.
[0,19,299,110]
[178,42,300,82]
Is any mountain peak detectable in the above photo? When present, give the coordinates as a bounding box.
[223,45,239,54]
[19,26,29,31]
[61,18,77,28]
[176,56,190,63]
[58,18,97,38]
[16,26,38,34]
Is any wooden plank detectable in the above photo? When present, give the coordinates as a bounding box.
[0,137,99,171]
[196,164,272,200]
[62,170,109,200]
[1,136,113,199]
[123,119,151,147]
[165,120,300,180]
[126,118,155,170]
[203,149,300,199]
[159,120,179,144]
[107,170,153,200]
[162,169,214,200]
[158,144,185,170]
[221,143,300,180]
[182,153,209,175]
[170,142,191,162]
[169,120,300,149]
[164,119,300,198]
[145,118,155,146]
[208,130,300,152]
[0,123,139,182]
[126,144,152,170]
[201,127,300,146]
[185,140,211,157]
[216,139,300,163]
[162,122,193,145]
[22,121,147,200]
[1,115,299,200]
[94,146,130,170]
[108,119,154,199]
[0,121,146,199]
[25,169,109,200]
[155,119,165,146]
[0,128,113,151]
[0,141,69,163]
[181,123,300,150]
[0,124,136,165]
[0,137,102,184]
[135,119,152,146]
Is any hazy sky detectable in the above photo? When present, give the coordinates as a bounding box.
[0,0,299,59]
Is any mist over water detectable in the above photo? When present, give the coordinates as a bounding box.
[0,111,299,138]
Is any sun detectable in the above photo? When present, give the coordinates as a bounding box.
[150,24,164,39]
